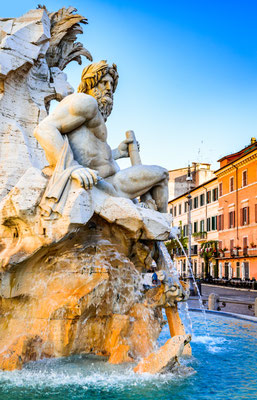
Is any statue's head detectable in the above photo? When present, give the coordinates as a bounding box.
[77,60,119,121]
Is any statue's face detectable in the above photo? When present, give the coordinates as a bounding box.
[87,73,114,121]
[97,73,114,101]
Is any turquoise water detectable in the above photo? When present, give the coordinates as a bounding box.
[0,312,256,400]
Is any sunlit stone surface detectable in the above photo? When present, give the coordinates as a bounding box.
[0,6,189,372]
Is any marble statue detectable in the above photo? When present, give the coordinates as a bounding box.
[34,60,169,217]
[0,6,191,374]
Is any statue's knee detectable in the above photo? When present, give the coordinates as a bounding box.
[161,168,169,181]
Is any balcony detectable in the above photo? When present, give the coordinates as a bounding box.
[193,231,207,242]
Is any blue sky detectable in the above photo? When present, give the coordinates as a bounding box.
[2,0,257,170]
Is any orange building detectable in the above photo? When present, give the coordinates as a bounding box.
[215,138,257,279]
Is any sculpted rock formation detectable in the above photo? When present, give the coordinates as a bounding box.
[0,6,92,200]
[0,6,191,373]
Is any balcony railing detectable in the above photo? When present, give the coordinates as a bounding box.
[193,232,207,241]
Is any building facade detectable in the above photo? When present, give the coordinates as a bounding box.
[215,139,257,279]
[168,177,219,278]
[168,138,257,280]
[168,162,215,201]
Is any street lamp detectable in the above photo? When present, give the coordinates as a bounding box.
[186,167,195,296]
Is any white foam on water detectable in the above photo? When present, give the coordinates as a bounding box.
[0,357,194,390]
[192,334,228,354]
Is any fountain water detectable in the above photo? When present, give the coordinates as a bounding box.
[173,235,210,336]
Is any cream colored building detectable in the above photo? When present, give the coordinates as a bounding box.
[168,177,219,278]
[168,162,215,201]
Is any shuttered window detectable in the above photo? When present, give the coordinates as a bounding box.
[242,170,247,187]
[218,214,224,231]
[241,207,249,226]
[200,193,205,206]
[219,182,223,196]
[229,211,235,228]
[230,177,234,192]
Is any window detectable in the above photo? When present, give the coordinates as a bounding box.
[169,208,172,214]
[192,245,198,256]
[219,182,223,197]
[200,220,204,232]
[255,204,257,223]
[230,239,234,256]
[243,237,248,255]
[193,196,198,209]
[224,262,229,279]
[219,241,222,250]
[244,262,249,279]
[212,188,218,202]
[230,176,234,192]
[200,193,205,206]
[183,224,188,237]
[173,206,177,217]
[184,201,187,213]
[217,214,224,231]
[236,262,240,278]
[207,191,211,204]
[211,216,217,230]
[207,218,211,232]
[242,170,247,187]
[228,211,235,229]
[193,221,198,233]
[241,207,249,226]
[178,204,181,215]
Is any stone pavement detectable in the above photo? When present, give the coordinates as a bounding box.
[188,284,257,316]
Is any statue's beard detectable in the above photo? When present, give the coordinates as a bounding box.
[90,88,113,121]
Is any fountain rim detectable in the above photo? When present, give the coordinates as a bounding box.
[189,308,257,324]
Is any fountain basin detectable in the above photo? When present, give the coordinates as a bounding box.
[0,312,256,400]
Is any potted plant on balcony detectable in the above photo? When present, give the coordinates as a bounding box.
[200,241,219,278]
[250,242,256,248]
[234,245,241,256]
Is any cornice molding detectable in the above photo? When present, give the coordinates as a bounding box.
[216,152,257,178]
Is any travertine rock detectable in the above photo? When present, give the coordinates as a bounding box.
[0,7,92,200]
[134,334,191,374]
[0,7,190,373]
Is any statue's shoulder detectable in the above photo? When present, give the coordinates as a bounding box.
[64,92,98,118]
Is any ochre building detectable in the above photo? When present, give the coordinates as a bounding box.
[216,139,257,279]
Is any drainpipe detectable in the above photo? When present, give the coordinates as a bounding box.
[231,164,239,241]
[203,186,208,234]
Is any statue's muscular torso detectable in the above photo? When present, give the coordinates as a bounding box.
[39,93,120,178]
[68,123,119,179]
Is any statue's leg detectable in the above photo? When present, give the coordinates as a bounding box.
[106,165,169,212]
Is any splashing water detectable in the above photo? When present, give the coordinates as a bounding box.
[158,241,194,335]
[174,235,210,336]
[157,242,179,281]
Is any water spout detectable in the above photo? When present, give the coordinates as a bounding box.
[164,235,209,336]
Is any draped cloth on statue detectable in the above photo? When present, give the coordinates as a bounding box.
[39,137,81,218]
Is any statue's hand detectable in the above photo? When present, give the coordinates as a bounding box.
[117,139,140,158]
[71,167,99,190]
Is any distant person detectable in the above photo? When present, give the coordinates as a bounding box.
[152,272,158,286]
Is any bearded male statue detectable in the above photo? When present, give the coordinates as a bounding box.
[34,61,169,216]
